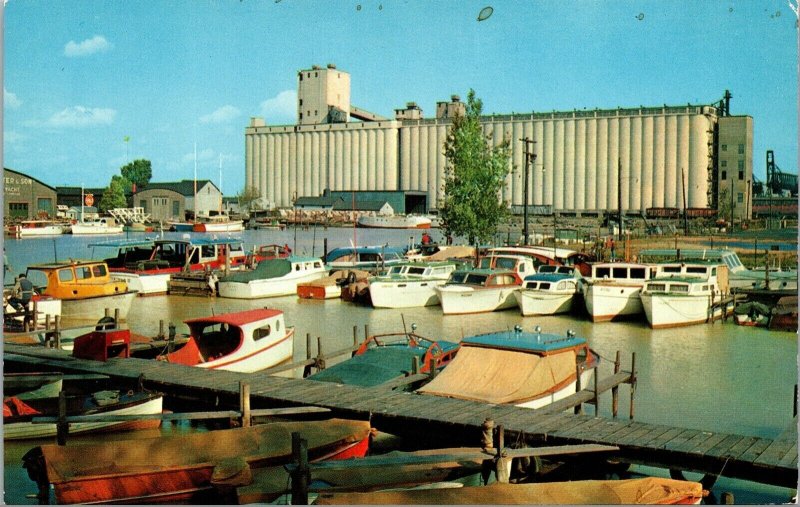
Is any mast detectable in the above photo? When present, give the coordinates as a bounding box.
[81,184,85,223]
[193,143,198,221]
[218,154,223,214]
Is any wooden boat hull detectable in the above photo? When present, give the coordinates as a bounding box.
[435,286,519,315]
[514,290,575,316]
[60,291,137,323]
[641,293,730,329]
[218,269,326,299]
[111,272,171,295]
[583,283,644,322]
[5,392,163,440]
[297,282,342,299]
[369,278,447,308]
[23,418,371,505]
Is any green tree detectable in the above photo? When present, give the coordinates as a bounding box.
[98,178,128,212]
[111,174,133,194]
[120,159,152,191]
[237,186,262,212]
[439,89,511,246]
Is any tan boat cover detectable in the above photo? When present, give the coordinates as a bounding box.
[36,418,370,484]
[426,246,476,261]
[417,345,577,404]
[315,477,704,505]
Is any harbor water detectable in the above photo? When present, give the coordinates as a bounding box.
[3,228,797,503]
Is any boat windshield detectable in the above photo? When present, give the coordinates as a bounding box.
[448,272,470,284]
[25,269,49,289]
[465,273,488,285]
[193,323,242,361]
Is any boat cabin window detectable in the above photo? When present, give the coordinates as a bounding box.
[629,268,647,279]
[670,284,689,293]
[538,265,555,273]
[254,324,272,340]
[26,270,48,287]
[465,273,488,286]
[313,261,322,269]
[478,258,491,269]
[490,274,516,286]
[493,257,517,270]
[663,266,682,273]
[449,272,469,283]
[711,267,716,276]
[195,323,241,359]
[200,245,216,260]
[648,283,666,292]
[295,264,301,271]
[387,266,404,275]
[57,269,74,282]
[702,285,710,290]
[686,266,707,274]
[556,281,568,290]
[92,264,107,277]
[612,267,627,279]
[538,282,551,290]
[76,266,93,280]
[360,253,379,263]
[525,282,538,289]
[229,244,244,255]
[275,319,281,332]
[407,266,426,275]
[595,267,611,278]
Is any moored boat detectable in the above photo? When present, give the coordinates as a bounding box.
[325,245,406,272]
[217,256,327,299]
[4,373,64,400]
[314,477,705,505]
[417,327,598,409]
[369,261,459,308]
[4,389,163,440]
[582,262,654,322]
[22,418,372,505]
[308,328,459,387]
[68,218,124,235]
[434,268,523,315]
[126,308,294,372]
[5,220,65,238]
[514,272,580,316]
[640,261,730,329]
[357,214,432,229]
[24,260,138,323]
[297,269,368,300]
[192,214,245,232]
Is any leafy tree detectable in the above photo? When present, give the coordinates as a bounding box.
[238,186,262,212]
[717,188,731,224]
[111,174,133,194]
[120,159,152,191]
[439,89,511,246]
[98,177,128,212]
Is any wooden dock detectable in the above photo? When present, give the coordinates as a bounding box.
[4,344,797,489]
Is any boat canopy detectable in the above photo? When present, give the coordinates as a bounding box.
[155,237,244,247]
[463,331,587,353]
[326,246,406,263]
[219,259,292,283]
[523,273,575,283]
[184,308,282,328]
[88,239,156,248]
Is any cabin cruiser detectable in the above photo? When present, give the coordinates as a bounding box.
[217,257,327,299]
[582,262,654,322]
[5,220,65,238]
[369,261,459,308]
[434,268,523,315]
[325,246,406,272]
[514,272,580,316]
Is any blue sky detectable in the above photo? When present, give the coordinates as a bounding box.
[3,0,798,194]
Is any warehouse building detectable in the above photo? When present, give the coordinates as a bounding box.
[4,168,58,219]
[245,65,752,219]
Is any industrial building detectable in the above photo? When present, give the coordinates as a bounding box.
[245,65,753,219]
[4,168,58,219]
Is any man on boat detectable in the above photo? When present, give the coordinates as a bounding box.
[421,232,432,245]
[8,273,34,311]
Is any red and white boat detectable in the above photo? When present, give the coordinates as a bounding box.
[22,418,372,505]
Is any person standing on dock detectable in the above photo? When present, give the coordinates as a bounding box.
[8,273,34,310]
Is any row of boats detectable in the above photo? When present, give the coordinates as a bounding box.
[4,214,249,237]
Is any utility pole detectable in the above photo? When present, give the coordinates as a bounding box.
[617,159,623,242]
[520,138,537,246]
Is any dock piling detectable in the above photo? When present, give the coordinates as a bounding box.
[239,381,251,428]
[612,351,621,418]
[593,365,599,414]
[721,492,734,504]
[54,316,61,350]
[428,358,437,380]
[56,391,68,446]
[167,323,176,353]
[114,309,120,327]
[158,320,165,340]
[315,337,326,371]
[412,356,420,375]
[629,352,637,420]
[574,364,583,415]
[290,432,310,505]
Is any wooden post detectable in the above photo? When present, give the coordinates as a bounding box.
[794,384,797,418]
[364,324,369,341]
[721,492,734,505]
[316,336,326,371]
[574,363,583,415]
[323,237,328,261]
[104,308,110,318]
[629,352,637,420]
[494,424,511,483]
[290,432,309,505]
[428,357,437,380]
[114,308,120,327]
[168,323,176,353]
[158,320,165,340]
[352,325,359,357]
[54,316,61,350]
[412,356,420,375]
[31,299,38,330]
[302,333,313,377]
[239,381,251,428]
[593,364,599,414]
[44,314,51,332]
[612,351,621,418]
[56,391,68,446]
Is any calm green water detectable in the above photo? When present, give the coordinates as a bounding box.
[3,229,797,503]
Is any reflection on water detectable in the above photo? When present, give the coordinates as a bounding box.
[4,229,798,503]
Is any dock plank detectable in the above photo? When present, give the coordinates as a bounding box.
[663,429,702,451]
[753,438,797,466]
[707,434,748,458]
[689,432,731,456]
[777,444,798,468]
[738,438,773,463]
[672,430,716,454]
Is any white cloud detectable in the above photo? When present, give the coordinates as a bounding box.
[64,35,112,57]
[45,106,116,127]
[260,90,297,123]
[199,105,241,124]
[4,88,22,109]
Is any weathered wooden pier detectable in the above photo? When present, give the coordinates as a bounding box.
[5,343,796,490]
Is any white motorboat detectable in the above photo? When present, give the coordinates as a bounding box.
[582,262,654,322]
[369,261,459,308]
[192,214,245,232]
[641,261,731,329]
[418,326,599,409]
[217,257,327,299]
[434,268,523,315]
[514,271,580,316]
[69,218,124,235]
[356,215,432,229]
[5,220,65,238]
